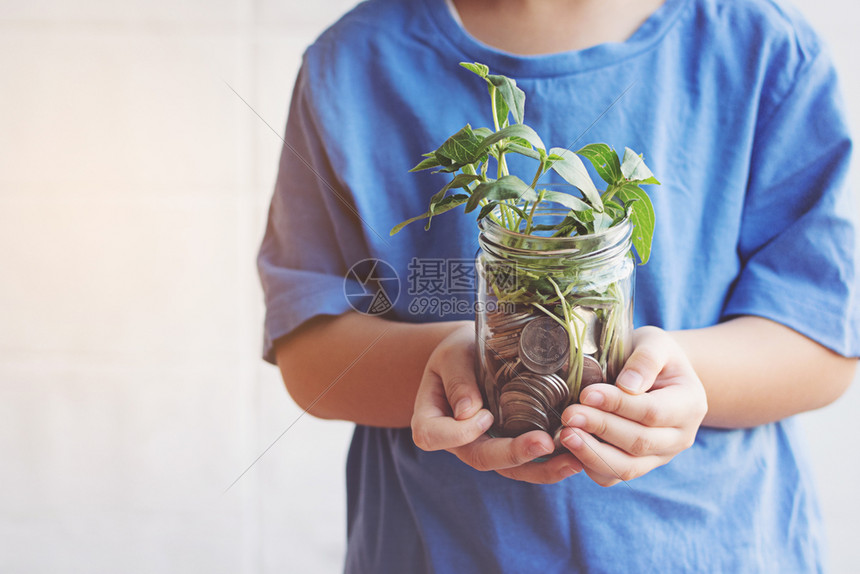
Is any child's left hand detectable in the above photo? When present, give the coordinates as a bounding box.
[558,326,708,486]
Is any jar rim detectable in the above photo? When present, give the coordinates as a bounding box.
[477,207,633,257]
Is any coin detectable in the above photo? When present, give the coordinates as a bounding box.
[486,309,531,329]
[503,416,547,435]
[494,358,522,385]
[501,379,538,400]
[518,316,570,375]
[500,397,551,435]
[521,372,569,410]
[484,310,535,365]
[580,355,605,389]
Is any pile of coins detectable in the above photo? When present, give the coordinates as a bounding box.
[482,305,606,437]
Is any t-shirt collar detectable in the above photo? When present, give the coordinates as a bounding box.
[422,0,689,78]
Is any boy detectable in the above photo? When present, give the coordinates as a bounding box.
[259,0,858,570]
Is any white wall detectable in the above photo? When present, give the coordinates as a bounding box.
[0,1,857,572]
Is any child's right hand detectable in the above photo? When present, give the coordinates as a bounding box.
[410,322,584,484]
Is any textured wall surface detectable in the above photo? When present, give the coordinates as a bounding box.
[0,1,857,572]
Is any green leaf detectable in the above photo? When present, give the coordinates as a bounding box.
[477,202,499,221]
[577,143,623,185]
[448,173,482,190]
[620,147,660,185]
[506,142,541,160]
[474,124,545,159]
[505,203,529,219]
[427,173,481,216]
[473,127,494,139]
[547,147,604,211]
[459,62,489,78]
[389,194,470,236]
[539,189,591,212]
[435,124,483,166]
[466,176,538,213]
[410,154,442,172]
[592,211,614,234]
[612,182,656,264]
[487,74,526,124]
[602,198,626,223]
[509,136,533,149]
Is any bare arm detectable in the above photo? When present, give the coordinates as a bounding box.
[276,311,855,429]
[273,311,468,427]
[671,316,857,428]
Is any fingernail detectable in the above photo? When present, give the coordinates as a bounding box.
[561,429,583,449]
[528,442,551,458]
[567,414,586,428]
[582,391,604,407]
[617,370,644,393]
[477,411,493,432]
[454,397,472,419]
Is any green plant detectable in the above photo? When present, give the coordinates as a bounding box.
[392,62,661,408]
[390,62,659,266]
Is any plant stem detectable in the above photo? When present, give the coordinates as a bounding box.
[524,189,546,235]
[490,86,500,133]
[547,276,583,401]
[602,183,621,204]
[522,164,545,234]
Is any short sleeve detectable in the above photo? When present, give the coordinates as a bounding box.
[257,63,367,364]
[723,47,859,356]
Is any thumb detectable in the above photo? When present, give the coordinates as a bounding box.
[431,323,485,421]
[615,327,669,395]
[442,370,485,421]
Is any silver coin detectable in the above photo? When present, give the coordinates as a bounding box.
[580,355,605,389]
[518,316,570,375]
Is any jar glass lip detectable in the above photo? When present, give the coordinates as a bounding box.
[477,207,633,255]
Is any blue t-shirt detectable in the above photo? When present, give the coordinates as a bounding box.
[258,0,859,571]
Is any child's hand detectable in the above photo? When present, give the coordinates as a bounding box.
[411,322,583,484]
[558,326,708,486]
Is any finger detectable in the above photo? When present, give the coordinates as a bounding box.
[614,328,673,394]
[561,404,686,457]
[577,382,701,429]
[433,337,484,421]
[412,371,494,451]
[450,430,556,472]
[495,453,583,484]
[559,427,664,487]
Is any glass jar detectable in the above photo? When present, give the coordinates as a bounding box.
[475,208,636,442]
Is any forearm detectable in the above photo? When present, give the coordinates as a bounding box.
[671,316,857,428]
[274,312,469,427]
